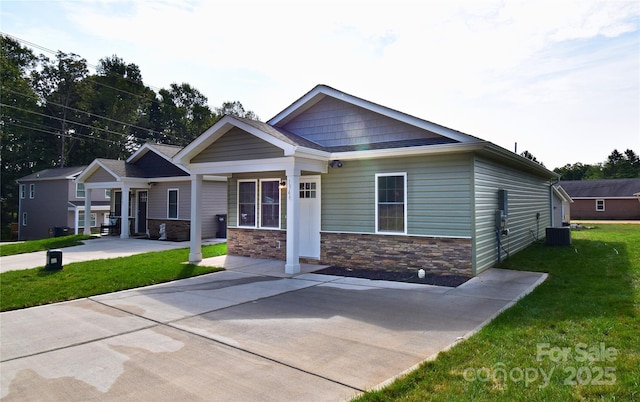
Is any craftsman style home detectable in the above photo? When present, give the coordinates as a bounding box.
[77,143,227,240]
[16,166,111,240]
[174,85,559,278]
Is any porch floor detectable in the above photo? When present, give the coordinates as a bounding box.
[196,255,329,277]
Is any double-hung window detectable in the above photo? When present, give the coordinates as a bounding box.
[29,184,35,199]
[20,184,25,199]
[238,180,257,227]
[376,173,407,234]
[78,212,97,228]
[237,179,281,229]
[168,189,179,219]
[76,183,85,198]
[260,180,280,228]
[596,199,605,212]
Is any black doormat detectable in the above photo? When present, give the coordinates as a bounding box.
[314,266,470,287]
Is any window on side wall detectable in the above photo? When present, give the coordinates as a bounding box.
[78,212,97,228]
[29,184,35,199]
[22,212,27,226]
[596,199,605,212]
[20,184,25,199]
[260,179,280,228]
[238,180,257,227]
[76,183,85,198]
[376,173,407,234]
[168,189,179,219]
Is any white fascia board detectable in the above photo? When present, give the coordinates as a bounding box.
[188,157,296,175]
[187,156,328,175]
[68,205,111,212]
[233,120,296,155]
[331,142,486,161]
[553,186,573,203]
[84,181,121,189]
[571,196,638,200]
[292,147,330,161]
[126,143,153,163]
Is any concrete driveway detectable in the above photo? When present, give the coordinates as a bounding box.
[0,237,225,273]
[0,255,546,401]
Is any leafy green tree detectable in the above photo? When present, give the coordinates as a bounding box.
[155,83,217,146]
[80,55,156,160]
[0,35,43,238]
[31,51,89,167]
[603,149,640,178]
[215,100,259,120]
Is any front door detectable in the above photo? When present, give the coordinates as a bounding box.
[137,191,148,234]
[298,176,321,259]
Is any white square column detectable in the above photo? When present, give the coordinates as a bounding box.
[285,171,300,274]
[120,185,130,239]
[83,188,92,235]
[189,174,203,263]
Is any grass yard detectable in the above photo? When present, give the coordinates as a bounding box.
[0,243,227,311]
[357,224,639,401]
[0,235,92,256]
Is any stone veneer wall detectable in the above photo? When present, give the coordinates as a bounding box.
[320,232,473,277]
[227,228,286,260]
[148,219,190,241]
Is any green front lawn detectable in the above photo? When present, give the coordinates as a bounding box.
[0,243,227,311]
[357,224,639,401]
[0,234,92,256]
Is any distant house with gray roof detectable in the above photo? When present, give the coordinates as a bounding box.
[76,143,227,240]
[559,179,640,220]
[16,165,111,240]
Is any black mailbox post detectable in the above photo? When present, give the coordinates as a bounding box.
[45,249,63,270]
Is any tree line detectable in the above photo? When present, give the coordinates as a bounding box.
[553,149,640,180]
[1,34,257,237]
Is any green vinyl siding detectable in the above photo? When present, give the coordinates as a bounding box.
[473,157,552,274]
[321,154,474,237]
[191,127,284,163]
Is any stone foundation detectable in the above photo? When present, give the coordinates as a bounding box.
[227,228,286,260]
[148,219,190,241]
[320,232,472,277]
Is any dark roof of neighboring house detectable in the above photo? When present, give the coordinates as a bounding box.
[144,143,183,159]
[17,166,87,182]
[559,179,640,198]
[97,159,147,178]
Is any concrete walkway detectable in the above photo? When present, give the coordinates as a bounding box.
[0,254,547,401]
[0,236,225,273]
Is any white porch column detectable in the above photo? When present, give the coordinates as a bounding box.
[189,174,203,263]
[120,185,130,239]
[83,188,92,235]
[285,170,301,274]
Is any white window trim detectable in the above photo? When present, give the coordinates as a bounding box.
[29,183,35,199]
[76,182,85,198]
[375,172,408,235]
[22,212,27,226]
[78,212,97,228]
[167,188,179,219]
[596,199,605,212]
[20,184,25,199]
[105,189,111,199]
[259,178,282,230]
[237,179,258,228]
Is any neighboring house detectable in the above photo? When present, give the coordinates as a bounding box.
[16,166,111,240]
[174,85,559,277]
[559,179,640,220]
[552,185,573,226]
[77,143,227,240]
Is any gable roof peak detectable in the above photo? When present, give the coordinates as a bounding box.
[268,84,482,144]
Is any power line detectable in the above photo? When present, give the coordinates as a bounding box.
[5,120,120,145]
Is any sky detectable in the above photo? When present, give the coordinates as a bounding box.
[1,0,639,170]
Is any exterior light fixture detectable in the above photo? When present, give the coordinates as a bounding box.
[279,180,287,190]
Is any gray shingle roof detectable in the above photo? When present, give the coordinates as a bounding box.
[97,159,147,178]
[559,179,640,198]
[17,166,86,182]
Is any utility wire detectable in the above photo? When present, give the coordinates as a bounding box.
[5,120,120,145]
